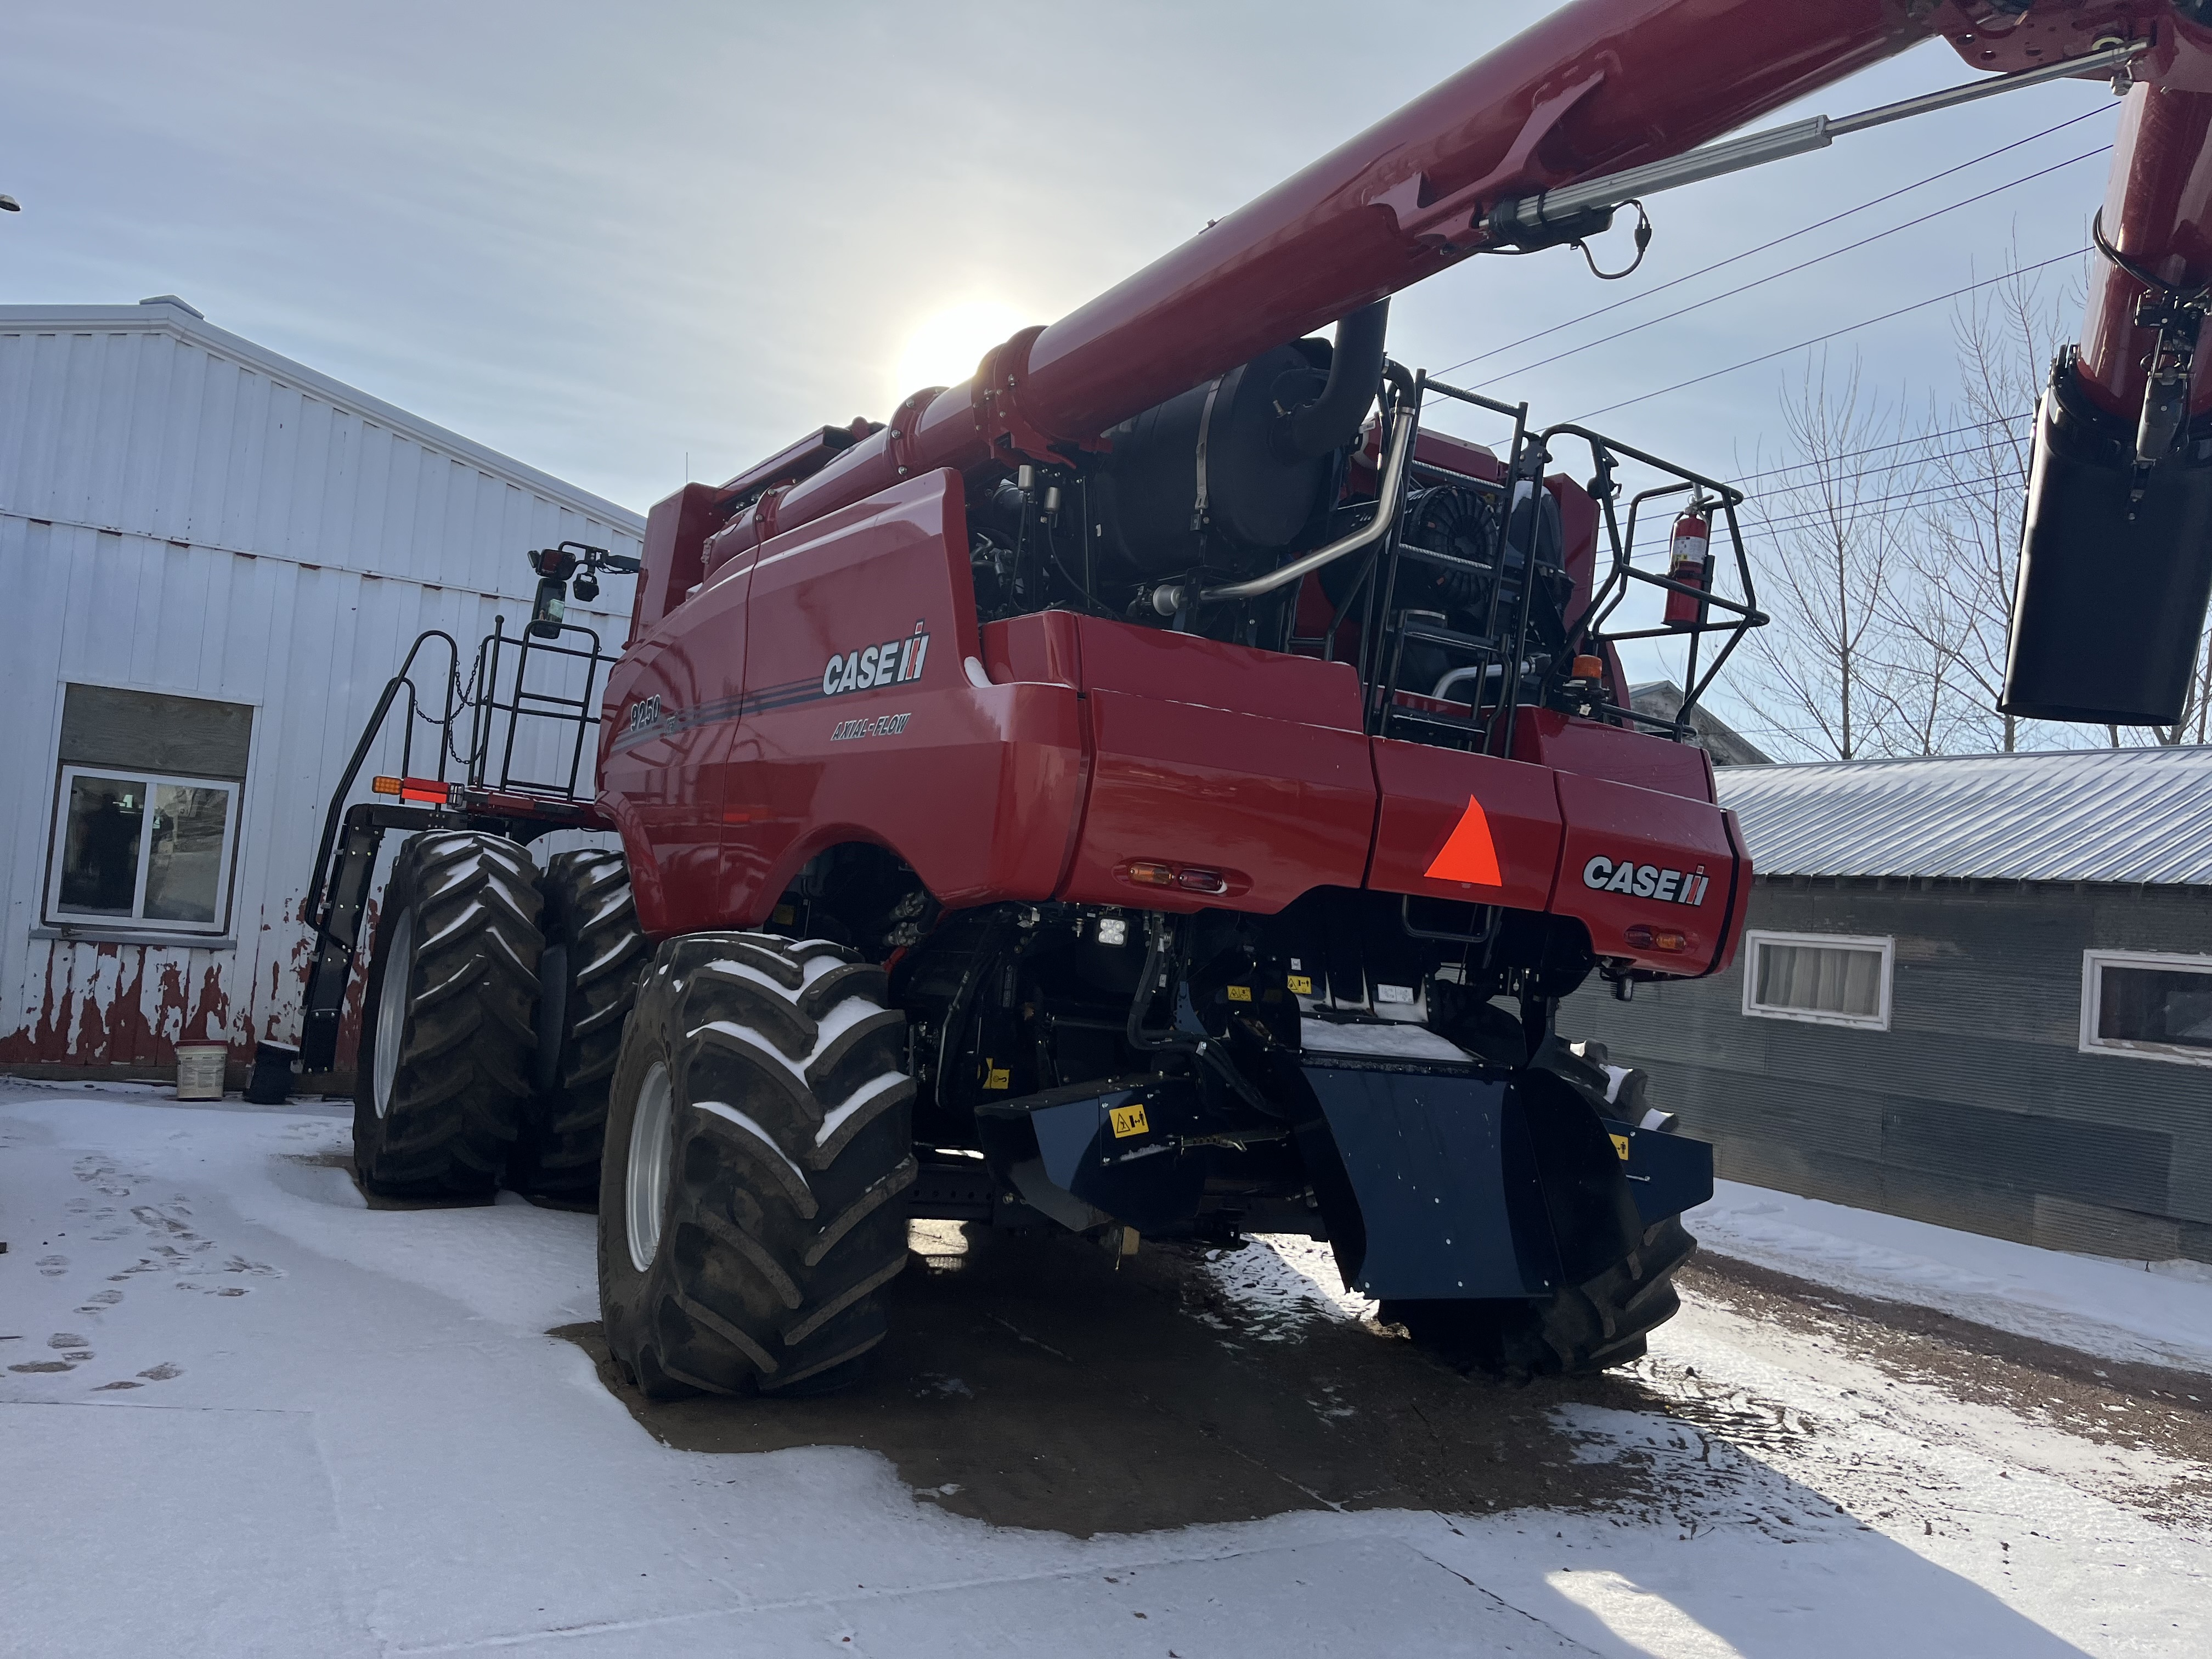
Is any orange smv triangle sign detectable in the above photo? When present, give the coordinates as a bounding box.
[1424,795,1502,886]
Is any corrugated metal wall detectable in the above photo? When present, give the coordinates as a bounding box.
[0,306,642,1080]
[1573,877,2212,1263]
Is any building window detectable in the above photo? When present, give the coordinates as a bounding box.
[43,685,252,937]
[2080,951,2212,1066]
[1741,930,1893,1030]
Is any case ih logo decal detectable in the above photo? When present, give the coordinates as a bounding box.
[1582,856,1710,906]
[823,622,929,697]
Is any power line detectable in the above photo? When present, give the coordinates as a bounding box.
[1740,434,2033,500]
[1568,247,2088,422]
[1435,105,2115,379]
[1731,413,2029,484]
[1471,147,2107,388]
[1749,477,2024,534]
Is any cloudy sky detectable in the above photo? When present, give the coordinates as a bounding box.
[4,2,2121,724]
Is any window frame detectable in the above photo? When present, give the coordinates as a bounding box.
[2078,949,2212,1068]
[43,763,242,937]
[1740,929,1895,1032]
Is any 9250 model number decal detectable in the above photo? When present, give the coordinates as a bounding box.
[1582,856,1709,906]
[823,622,929,697]
[831,712,912,741]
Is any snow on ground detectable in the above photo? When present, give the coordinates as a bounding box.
[1689,1180,2212,1375]
[2,1081,2206,1657]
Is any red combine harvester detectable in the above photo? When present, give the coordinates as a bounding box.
[294,2,2212,1396]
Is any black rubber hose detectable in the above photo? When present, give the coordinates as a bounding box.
[1277,299,1390,461]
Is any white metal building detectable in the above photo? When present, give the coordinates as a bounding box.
[0,297,642,1081]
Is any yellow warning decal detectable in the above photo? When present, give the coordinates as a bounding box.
[1286,974,1314,996]
[771,904,797,926]
[1610,1133,1630,1161]
[1227,984,1252,1002]
[1110,1103,1150,1138]
[984,1064,1011,1091]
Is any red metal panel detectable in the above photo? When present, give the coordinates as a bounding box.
[1710,808,1754,975]
[1512,707,1713,802]
[1367,739,1563,913]
[629,483,729,645]
[1060,688,1374,913]
[722,471,1086,920]
[597,547,746,936]
[2075,81,2212,421]
[981,610,1082,687]
[1551,771,1738,974]
[1069,615,1363,730]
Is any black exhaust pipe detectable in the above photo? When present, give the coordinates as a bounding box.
[1277,299,1390,462]
[2002,350,2212,727]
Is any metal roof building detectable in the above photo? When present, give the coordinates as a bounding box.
[0,297,642,1081]
[1583,744,2212,1269]
[1719,745,2212,888]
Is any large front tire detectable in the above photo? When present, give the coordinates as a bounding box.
[353,832,544,1199]
[598,933,917,1398]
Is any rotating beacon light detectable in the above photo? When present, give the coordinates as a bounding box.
[1662,499,1713,630]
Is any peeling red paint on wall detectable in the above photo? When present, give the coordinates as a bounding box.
[1,937,242,1069]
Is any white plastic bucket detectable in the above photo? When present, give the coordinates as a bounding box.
[176,1042,228,1101]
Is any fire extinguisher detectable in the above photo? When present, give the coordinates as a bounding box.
[1663,499,1712,630]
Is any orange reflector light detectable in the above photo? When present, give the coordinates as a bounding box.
[1624,925,1688,952]
[1571,654,1605,680]
[1175,867,1228,895]
[1126,861,1177,887]
[371,776,402,797]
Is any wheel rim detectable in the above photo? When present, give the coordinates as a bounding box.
[371,908,414,1119]
[627,1062,675,1273]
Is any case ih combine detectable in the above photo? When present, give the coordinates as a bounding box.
[294,2,2212,1397]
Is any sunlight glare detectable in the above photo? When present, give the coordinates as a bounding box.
[893,301,1028,405]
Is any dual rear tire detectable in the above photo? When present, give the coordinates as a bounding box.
[353,833,545,1198]
[353,836,647,1201]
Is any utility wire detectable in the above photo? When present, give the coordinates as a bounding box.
[1436,105,2115,378]
[1472,148,2107,388]
[1568,247,2089,422]
[1731,413,2029,484]
[1750,477,2024,535]
[1740,434,2033,499]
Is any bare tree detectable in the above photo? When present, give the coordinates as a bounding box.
[1735,356,1925,759]
[1894,259,2070,752]
[1742,251,2211,758]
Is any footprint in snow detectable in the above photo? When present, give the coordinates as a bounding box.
[36,1255,67,1277]
[9,1361,75,1374]
[138,1362,182,1381]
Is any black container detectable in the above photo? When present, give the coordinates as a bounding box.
[244,1040,297,1105]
